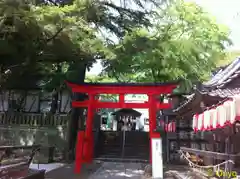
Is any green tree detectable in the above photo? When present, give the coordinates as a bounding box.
[103,0,231,91]
[2,0,228,160]
[0,0,159,89]
[216,50,240,67]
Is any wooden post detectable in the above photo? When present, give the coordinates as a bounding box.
[148,94,157,163]
[74,131,85,173]
[83,94,95,163]
[166,115,169,163]
[152,133,163,178]
[119,94,124,105]
[66,81,177,168]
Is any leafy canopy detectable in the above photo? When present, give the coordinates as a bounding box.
[103,0,231,89]
[0,0,232,93]
[0,0,159,90]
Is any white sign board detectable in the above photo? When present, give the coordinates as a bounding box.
[151,138,163,179]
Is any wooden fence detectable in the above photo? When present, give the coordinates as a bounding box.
[0,112,69,127]
[0,112,70,162]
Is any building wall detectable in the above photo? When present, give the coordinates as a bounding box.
[59,91,71,113]
[0,113,70,159]
[166,116,206,164]
[0,92,154,114]
[0,90,71,113]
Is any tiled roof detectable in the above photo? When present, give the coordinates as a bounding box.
[203,57,240,98]
[173,57,240,113]
[161,109,177,116]
[203,57,240,89]
[111,108,142,116]
[206,87,240,98]
[173,91,202,113]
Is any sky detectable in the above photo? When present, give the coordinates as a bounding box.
[87,0,240,75]
[190,0,240,50]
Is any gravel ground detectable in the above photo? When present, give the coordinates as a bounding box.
[89,163,194,179]
[43,162,202,179]
[44,161,102,179]
[142,164,193,179]
[89,162,145,179]
[164,165,193,179]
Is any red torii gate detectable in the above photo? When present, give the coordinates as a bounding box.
[66,82,177,173]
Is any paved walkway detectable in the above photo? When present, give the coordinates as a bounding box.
[89,162,145,179]
[44,162,102,179]
[32,161,197,179]
[30,163,66,172]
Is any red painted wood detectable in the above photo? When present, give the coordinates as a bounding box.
[119,94,124,105]
[71,87,174,94]
[66,82,176,95]
[74,131,85,173]
[83,94,95,163]
[72,101,171,109]
[151,132,161,138]
[66,81,177,166]
[148,95,157,163]
[156,102,171,109]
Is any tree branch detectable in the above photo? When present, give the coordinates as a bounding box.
[102,2,137,15]
[46,26,65,43]
[45,0,58,6]
[151,68,157,83]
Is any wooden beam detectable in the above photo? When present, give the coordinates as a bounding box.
[119,94,124,105]
[66,82,176,95]
[180,147,238,160]
[0,145,40,151]
[84,94,95,163]
[71,87,174,95]
[74,131,84,173]
[72,101,171,109]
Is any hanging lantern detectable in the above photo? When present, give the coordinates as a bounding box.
[172,121,176,132]
[192,114,198,132]
[197,113,203,131]
[159,120,165,127]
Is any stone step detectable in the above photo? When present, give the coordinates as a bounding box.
[97,151,149,159]
[100,145,149,148]
[94,157,149,163]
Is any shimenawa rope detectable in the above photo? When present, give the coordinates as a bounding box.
[178,150,234,171]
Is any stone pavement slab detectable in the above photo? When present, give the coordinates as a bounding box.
[44,162,102,179]
[30,163,65,172]
[89,162,145,179]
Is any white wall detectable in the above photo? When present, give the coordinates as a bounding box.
[0,90,71,113]
[23,91,39,112]
[0,90,39,112]
[60,91,71,113]
[0,92,9,111]
[125,94,149,131]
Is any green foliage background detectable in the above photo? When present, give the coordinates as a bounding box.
[0,0,233,93]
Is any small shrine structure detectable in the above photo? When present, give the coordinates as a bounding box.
[172,58,240,177]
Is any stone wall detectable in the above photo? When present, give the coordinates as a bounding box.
[0,126,68,152]
[0,113,70,160]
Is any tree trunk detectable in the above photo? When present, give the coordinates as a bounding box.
[49,64,62,114]
[50,89,58,113]
[66,62,87,161]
